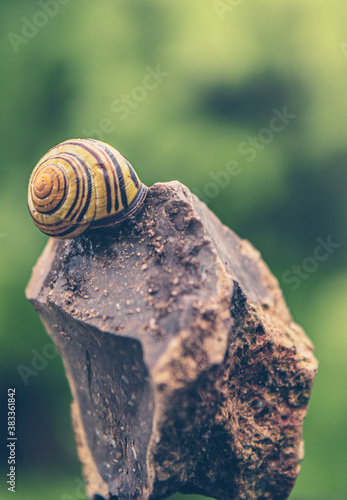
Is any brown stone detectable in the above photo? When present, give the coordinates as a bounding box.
[26,181,317,500]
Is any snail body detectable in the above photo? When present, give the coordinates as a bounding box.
[28,138,147,239]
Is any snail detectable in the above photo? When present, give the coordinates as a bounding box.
[28,138,148,239]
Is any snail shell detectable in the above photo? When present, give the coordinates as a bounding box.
[28,138,148,239]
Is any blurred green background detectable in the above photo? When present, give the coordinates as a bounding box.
[0,1,346,499]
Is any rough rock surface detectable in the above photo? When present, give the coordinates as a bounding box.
[26,181,317,500]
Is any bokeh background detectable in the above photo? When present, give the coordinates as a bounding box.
[0,1,346,499]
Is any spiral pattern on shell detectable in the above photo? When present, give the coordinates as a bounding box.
[28,139,148,239]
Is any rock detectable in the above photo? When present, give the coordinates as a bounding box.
[26,181,317,500]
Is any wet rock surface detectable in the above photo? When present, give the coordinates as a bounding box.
[26,181,317,500]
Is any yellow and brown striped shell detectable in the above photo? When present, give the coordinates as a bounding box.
[28,138,147,239]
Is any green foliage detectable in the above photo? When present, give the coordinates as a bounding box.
[0,1,346,498]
